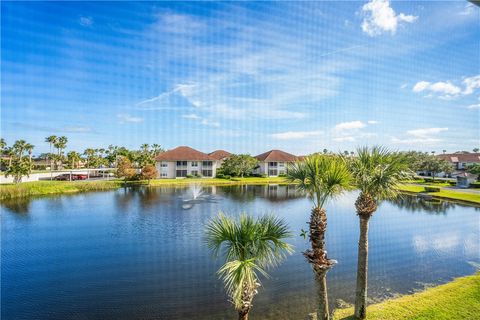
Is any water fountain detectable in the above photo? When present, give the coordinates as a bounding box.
[181,183,216,209]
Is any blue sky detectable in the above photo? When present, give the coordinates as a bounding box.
[2,1,479,155]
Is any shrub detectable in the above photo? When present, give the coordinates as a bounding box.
[186,174,194,178]
[469,182,480,189]
[425,186,440,192]
[216,173,225,179]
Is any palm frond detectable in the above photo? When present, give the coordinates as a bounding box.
[205,213,293,310]
[348,146,414,200]
[286,154,352,207]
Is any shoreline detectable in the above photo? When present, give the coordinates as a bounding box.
[1,179,479,205]
[333,273,480,320]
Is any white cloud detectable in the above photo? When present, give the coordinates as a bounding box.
[64,126,92,133]
[392,127,448,145]
[463,75,480,95]
[333,136,356,142]
[467,103,480,109]
[271,130,323,140]
[361,0,417,37]
[413,75,480,99]
[200,119,220,127]
[157,13,205,34]
[413,81,461,96]
[182,113,201,120]
[407,127,448,138]
[117,113,143,123]
[367,120,379,124]
[333,120,366,131]
[79,16,94,27]
[182,113,220,127]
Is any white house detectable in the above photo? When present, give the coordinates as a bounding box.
[254,149,299,177]
[155,146,220,178]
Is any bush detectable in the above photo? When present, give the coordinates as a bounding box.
[425,186,440,192]
[186,174,194,178]
[278,172,286,177]
[469,182,480,189]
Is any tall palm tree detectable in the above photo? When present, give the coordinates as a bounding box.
[25,143,34,169]
[206,213,293,320]
[348,146,412,320]
[286,154,351,320]
[45,135,57,174]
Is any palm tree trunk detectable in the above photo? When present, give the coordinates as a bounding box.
[315,270,330,320]
[238,310,249,320]
[354,215,370,320]
[307,207,333,320]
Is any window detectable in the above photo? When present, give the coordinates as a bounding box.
[202,169,212,177]
[176,161,187,166]
[176,170,187,177]
[202,161,212,167]
[268,169,278,176]
[278,162,284,167]
[191,161,198,167]
[161,162,168,167]
[161,173,168,177]
[268,162,277,167]
[191,170,198,176]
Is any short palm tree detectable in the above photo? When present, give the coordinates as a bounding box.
[286,154,351,320]
[348,146,412,320]
[205,213,293,320]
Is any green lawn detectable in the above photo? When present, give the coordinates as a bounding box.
[396,184,480,205]
[333,273,480,320]
[0,177,289,200]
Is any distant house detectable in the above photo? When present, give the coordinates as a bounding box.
[437,153,480,170]
[208,150,231,163]
[155,146,218,178]
[254,149,299,177]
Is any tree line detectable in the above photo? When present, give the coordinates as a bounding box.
[1,136,164,183]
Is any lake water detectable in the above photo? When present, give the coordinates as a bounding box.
[2,185,479,319]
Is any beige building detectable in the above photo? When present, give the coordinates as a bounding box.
[254,149,299,177]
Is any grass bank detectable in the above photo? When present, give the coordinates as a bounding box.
[333,273,480,320]
[0,177,289,200]
[396,184,480,205]
[0,180,122,200]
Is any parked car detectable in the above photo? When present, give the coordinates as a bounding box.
[54,174,71,181]
[54,173,88,181]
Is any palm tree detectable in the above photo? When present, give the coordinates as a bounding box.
[45,135,57,175]
[286,154,351,320]
[25,143,34,169]
[348,147,412,320]
[205,213,293,320]
[67,151,82,169]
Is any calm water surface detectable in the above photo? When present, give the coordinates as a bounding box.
[2,185,479,319]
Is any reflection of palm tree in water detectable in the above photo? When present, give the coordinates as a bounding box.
[1,198,32,215]
[389,196,455,215]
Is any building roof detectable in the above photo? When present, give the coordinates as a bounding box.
[155,146,215,161]
[208,150,232,160]
[255,149,298,162]
[438,153,480,163]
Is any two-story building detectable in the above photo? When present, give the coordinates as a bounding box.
[155,146,218,178]
[254,149,299,177]
[437,153,480,170]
